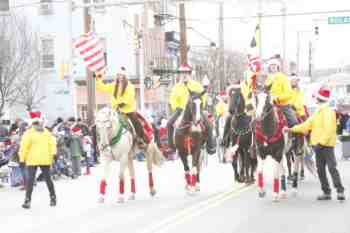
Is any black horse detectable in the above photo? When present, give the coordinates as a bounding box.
[226,87,257,184]
[255,89,288,201]
[174,93,208,194]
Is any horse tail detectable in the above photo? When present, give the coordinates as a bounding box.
[145,142,164,167]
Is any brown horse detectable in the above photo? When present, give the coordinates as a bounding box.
[174,93,208,194]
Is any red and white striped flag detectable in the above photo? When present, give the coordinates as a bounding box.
[74,32,106,74]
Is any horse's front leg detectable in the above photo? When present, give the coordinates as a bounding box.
[179,152,191,190]
[145,148,156,197]
[257,155,266,198]
[118,155,129,203]
[291,153,302,197]
[127,155,136,201]
[279,156,287,199]
[98,154,112,203]
[193,150,201,192]
[272,157,281,202]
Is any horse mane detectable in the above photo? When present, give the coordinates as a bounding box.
[260,94,277,138]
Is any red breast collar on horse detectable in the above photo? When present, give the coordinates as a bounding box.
[255,110,287,145]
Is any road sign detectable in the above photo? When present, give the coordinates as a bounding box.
[328,16,350,25]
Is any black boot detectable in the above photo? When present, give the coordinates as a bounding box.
[317,193,331,201]
[22,198,31,209]
[50,195,56,207]
[337,192,346,201]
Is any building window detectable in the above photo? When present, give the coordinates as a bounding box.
[78,104,88,121]
[41,38,55,69]
[346,85,350,94]
[39,0,53,15]
[92,0,105,13]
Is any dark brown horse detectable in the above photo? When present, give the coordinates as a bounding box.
[255,90,288,202]
[226,87,257,184]
[175,93,208,194]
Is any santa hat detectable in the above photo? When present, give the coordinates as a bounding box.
[179,63,192,73]
[267,58,280,67]
[314,86,331,102]
[29,111,43,123]
[71,127,81,135]
[116,66,127,76]
[217,90,228,100]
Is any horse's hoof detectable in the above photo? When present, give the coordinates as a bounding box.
[195,184,201,192]
[117,196,125,203]
[185,185,191,191]
[258,191,266,198]
[128,194,136,201]
[98,196,105,203]
[150,189,157,197]
[280,191,288,199]
[187,186,196,196]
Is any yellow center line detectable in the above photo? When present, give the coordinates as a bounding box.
[138,184,253,233]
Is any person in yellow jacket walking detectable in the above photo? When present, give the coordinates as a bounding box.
[285,87,345,201]
[167,64,216,154]
[265,58,298,127]
[96,66,148,144]
[20,111,57,209]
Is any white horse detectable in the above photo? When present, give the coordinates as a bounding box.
[96,108,163,203]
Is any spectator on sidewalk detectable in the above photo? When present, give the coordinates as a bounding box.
[68,127,83,178]
[19,111,57,209]
[286,87,346,201]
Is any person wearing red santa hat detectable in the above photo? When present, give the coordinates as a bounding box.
[20,111,57,209]
[69,127,83,178]
[95,66,149,145]
[286,87,345,201]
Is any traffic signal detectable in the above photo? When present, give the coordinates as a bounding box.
[134,32,141,49]
[0,0,9,12]
[315,26,319,36]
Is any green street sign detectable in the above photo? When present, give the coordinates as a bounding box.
[328,16,350,25]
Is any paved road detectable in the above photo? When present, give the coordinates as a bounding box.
[1,151,349,233]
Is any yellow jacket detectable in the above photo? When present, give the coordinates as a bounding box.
[96,79,136,113]
[265,72,293,106]
[169,80,206,111]
[215,101,227,117]
[291,88,306,117]
[19,128,57,166]
[291,104,336,147]
[240,80,256,116]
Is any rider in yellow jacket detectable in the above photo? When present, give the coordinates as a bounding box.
[167,64,216,154]
[290,74,307,120]
[96,67,148,143]
[265,58,298,128]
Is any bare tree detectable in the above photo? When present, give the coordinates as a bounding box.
[0,13,41,116]
[192,48,246,93]
[16,75,46,111]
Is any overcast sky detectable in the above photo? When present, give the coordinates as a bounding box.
[168,0,350,69]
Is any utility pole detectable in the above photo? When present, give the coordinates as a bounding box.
[258,0,262,58]
[67,0,77,119]
[308,40,313,78]
[218,2,224,90]
[179,2,188,65]
[83,0,95,125]
[281,1,287,73]
[296,31,300,74]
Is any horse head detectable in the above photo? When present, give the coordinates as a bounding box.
[256,89,273,120]
[184,92,202,125]
[95,107,118,151]
[228,87,245,116]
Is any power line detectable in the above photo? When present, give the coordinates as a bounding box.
[172,9,350,22]
[10,1,66,9]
